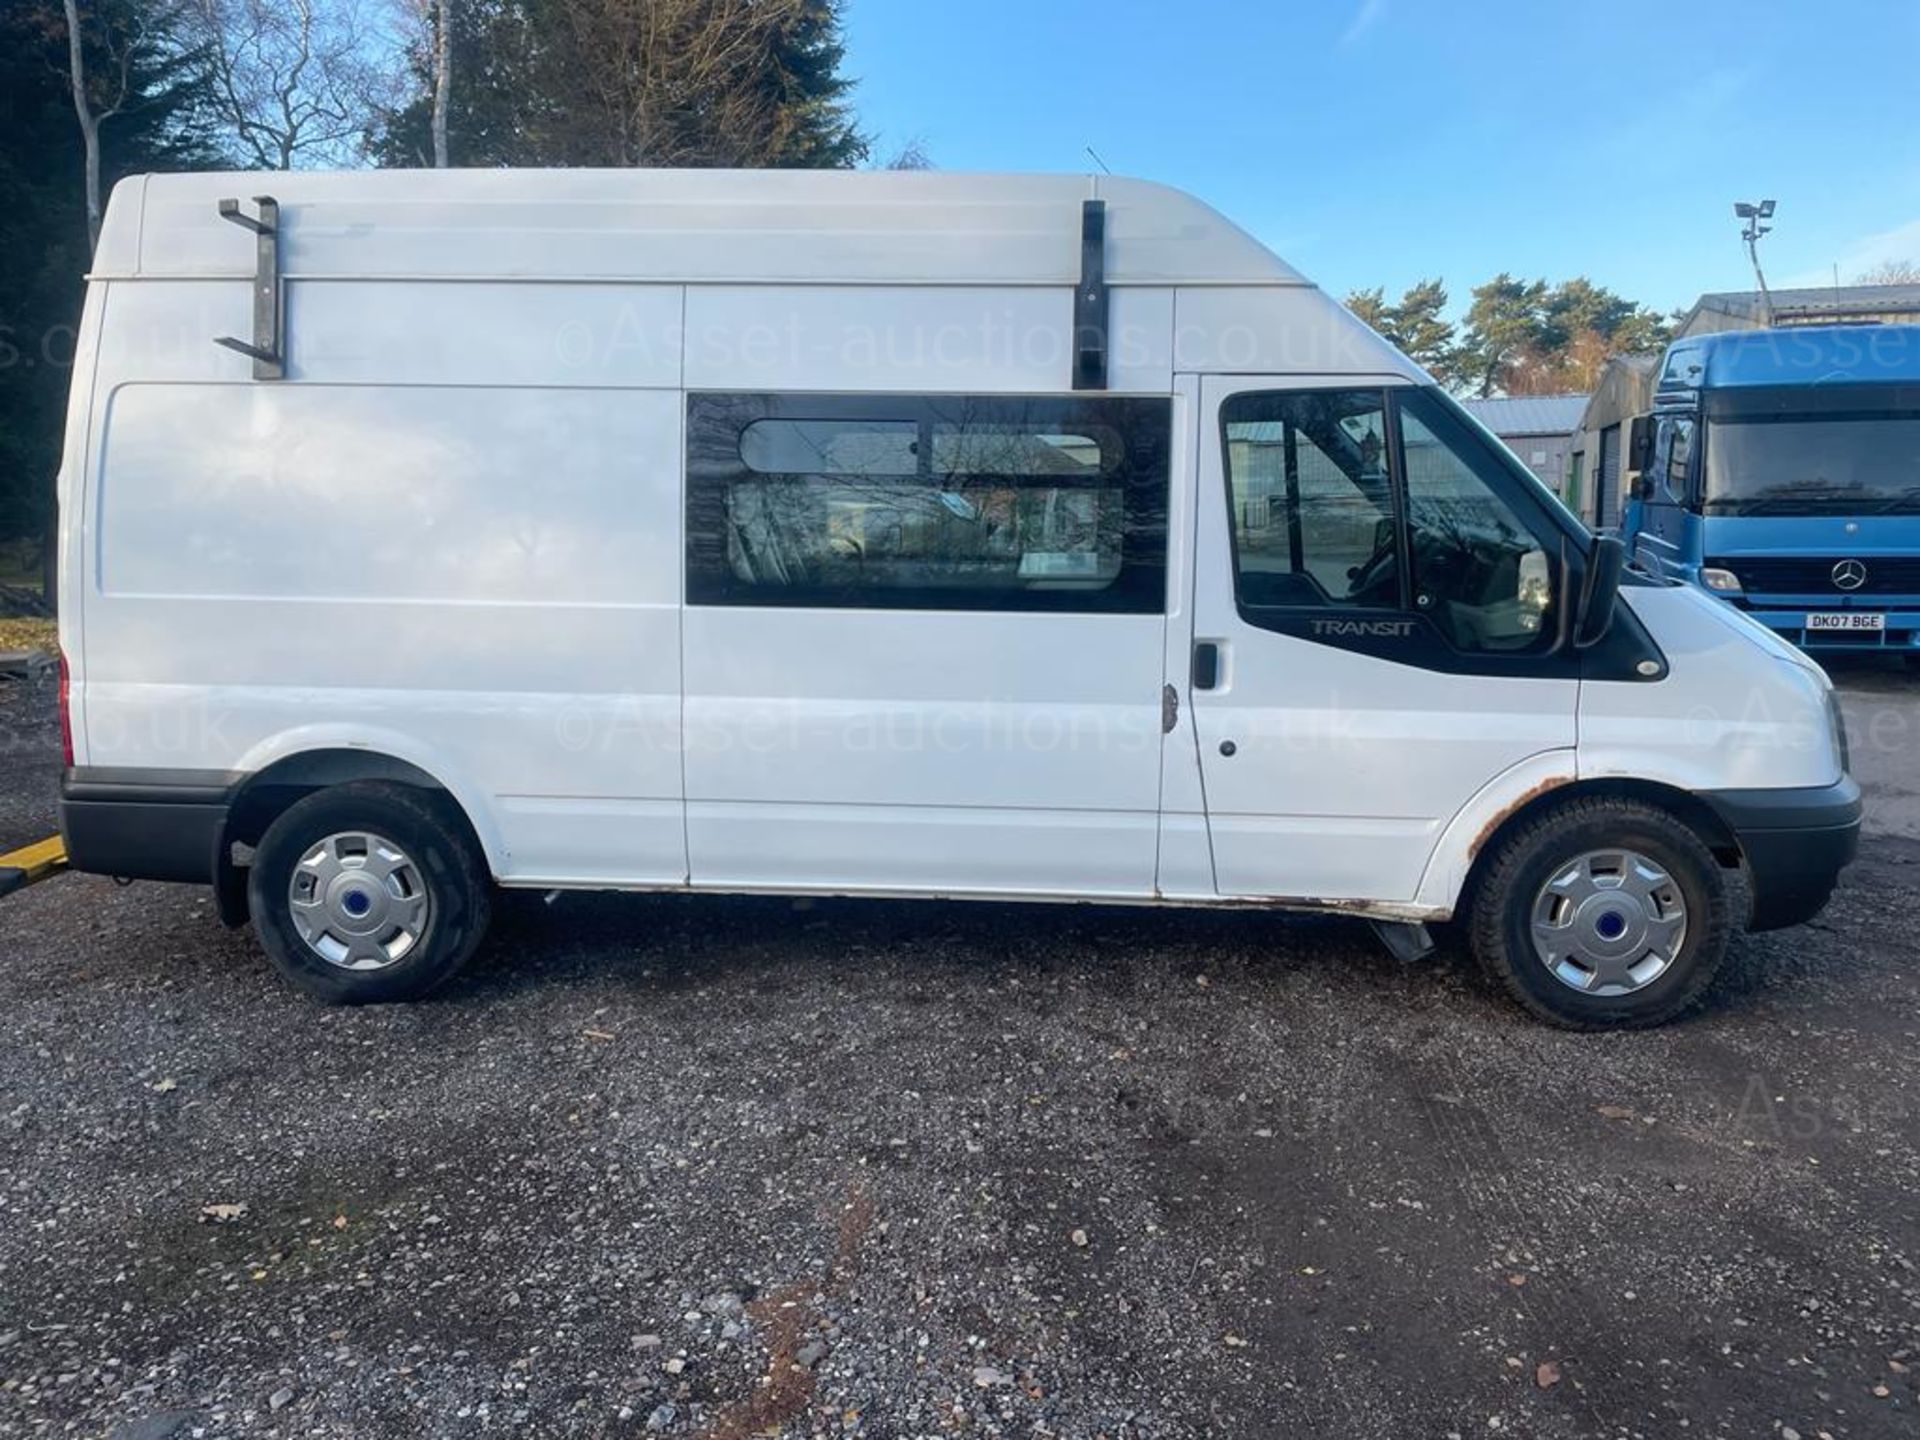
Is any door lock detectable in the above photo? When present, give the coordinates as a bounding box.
[1219,740,1237,757]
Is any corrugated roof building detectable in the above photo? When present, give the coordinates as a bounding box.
[1678,284,1920,336]
[1459,393,1588,497]
[1565,357,1660,529]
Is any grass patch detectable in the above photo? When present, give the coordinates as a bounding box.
[0,617,57,654]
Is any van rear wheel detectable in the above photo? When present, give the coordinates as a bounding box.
[247,782,490,1003]
[1469,796,1731,1029]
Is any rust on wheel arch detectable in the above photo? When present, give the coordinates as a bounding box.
[1468,774,1577,863]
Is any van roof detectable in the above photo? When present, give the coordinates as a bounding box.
[94,169,1310,289]
[1661,323,1920,390]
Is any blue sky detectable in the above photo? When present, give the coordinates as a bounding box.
[844,0,1920,317]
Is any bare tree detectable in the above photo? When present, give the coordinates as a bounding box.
[61,0,152,247]
[882,136,932,171]
[190,0,401,168]
[429,0,450,166]
[550,0,851,167]
[384,0,452,164]
[1857,259,1920,286]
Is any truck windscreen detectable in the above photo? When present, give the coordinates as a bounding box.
[1703,412,1920,515]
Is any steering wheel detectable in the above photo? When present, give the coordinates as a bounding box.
[1345,534,1401,605]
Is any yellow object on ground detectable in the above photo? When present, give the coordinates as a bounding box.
[0,835,67,898]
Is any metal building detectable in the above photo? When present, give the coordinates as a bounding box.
[1459,394,1588,499]
[1677,283,1920,336]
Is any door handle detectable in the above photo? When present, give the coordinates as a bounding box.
[1192,641,1222,691]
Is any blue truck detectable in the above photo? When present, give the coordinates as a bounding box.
[1620,323,1920,660]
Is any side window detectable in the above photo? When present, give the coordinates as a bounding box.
[687,394,1169,612]
[1222,386,1562,656]
[1221,389,1399,610]
[1665,416,1697,500]
[1396,392,1555,653]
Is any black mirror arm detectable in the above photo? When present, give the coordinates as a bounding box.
[1573,535,1626,649]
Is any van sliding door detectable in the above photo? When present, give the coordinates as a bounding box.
[679,391,1174,899]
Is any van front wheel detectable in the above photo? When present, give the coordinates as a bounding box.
[1469,797,1731,1029]
[247,782,491,1003]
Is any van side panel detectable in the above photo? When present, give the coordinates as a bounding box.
[97,383,671,604]
[682,285,1176,395]
[682,609,1166,897]
[55,281,110,757]
[288,281,684,389]
[81,279,689,884]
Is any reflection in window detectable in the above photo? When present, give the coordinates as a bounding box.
[1665,417,1695,497]
[687,395,1169,613]
[930,426,1117,477]
[740,419,918,476]
[1223,389,1400,610]
[1399,398,1553,651]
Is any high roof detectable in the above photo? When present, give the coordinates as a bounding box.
[93,170,1310,288]
[1663,323,1920,389]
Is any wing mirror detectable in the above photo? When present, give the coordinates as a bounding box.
[1628,414,1655,473]
[1573,534,1625,648]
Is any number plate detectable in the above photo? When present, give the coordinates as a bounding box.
[1805,612,1885,632]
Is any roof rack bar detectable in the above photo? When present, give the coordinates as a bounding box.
[213,196,284,380]
[1072,199,1108,391]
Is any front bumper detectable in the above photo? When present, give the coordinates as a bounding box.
[1703,777,1862,931]
[1740,605,1920,653]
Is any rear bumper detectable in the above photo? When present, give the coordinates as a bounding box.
[1703,777,1862,931]
[59,768,236,884]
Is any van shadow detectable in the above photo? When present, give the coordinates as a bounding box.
[1820,652,1916,689]
[443,885,1482,1012]
[429,879,1845,1033]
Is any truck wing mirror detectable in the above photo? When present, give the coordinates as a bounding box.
[1573,534,1626,649]
[1628,414,1655,473]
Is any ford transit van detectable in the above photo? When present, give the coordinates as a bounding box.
[54,170,1859,1026]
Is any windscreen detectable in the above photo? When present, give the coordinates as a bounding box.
[1704,412,1920,515]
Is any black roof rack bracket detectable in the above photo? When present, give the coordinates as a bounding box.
[213,196,284,380]
[1072,198,1108,391]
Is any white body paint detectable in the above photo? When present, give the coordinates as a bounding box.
[59,170,1843,915]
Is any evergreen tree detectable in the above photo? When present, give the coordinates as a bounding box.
[374,0,867,169]
[0,0,221,564]
[1344,278,1459,382]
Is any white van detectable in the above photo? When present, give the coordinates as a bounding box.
[55,170,1858,1027]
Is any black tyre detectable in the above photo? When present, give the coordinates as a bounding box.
[1469,796,1732,1030]
[247,781,491,1003]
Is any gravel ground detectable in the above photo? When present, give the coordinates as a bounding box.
[0,669,1916,1438]
[0,667,59,855]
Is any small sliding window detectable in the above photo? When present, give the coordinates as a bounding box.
[686,393,1171,613]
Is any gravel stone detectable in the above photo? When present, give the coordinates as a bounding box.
[3,666,1919,1438]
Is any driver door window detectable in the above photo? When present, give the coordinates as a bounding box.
[1222,389,1398,610]
[1222,386,1559,656]
[1398,397,1554,653]
[1664,417,1697,502]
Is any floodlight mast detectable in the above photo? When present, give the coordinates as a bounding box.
[1735,199,1777,326]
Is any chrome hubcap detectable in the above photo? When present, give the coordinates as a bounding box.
[288,831,432,971]
[1529,849,1688,996]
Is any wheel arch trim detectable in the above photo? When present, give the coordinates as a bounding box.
[1414,755,1741,917]
[220,729,504,876]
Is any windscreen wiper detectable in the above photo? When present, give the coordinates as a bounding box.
[1717,496,1839,516]
[1871,485,1920,513]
